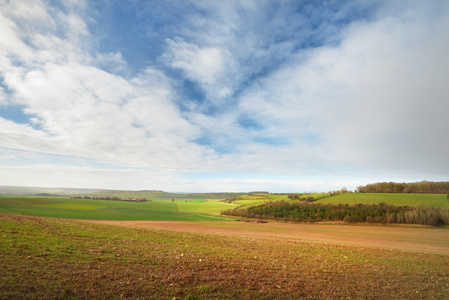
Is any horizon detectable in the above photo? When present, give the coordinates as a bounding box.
[0,184,312,194]
[1,1,449,192]
[2,179,448,195]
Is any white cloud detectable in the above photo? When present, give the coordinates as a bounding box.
[0,15,33,66]
[0,86,6,105]
[0,0,91,66]
[0,118,54,153]
[0,1,214,172]
[2,60,212,169]
[95,52,127,74]
[0,164,172,190]
[325,7,449,172]
[163,38,235,101]
[235,1,449,178]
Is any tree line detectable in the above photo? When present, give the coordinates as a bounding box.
[71,196,150,202]
[221,201,449,226]
[356,181,449,194]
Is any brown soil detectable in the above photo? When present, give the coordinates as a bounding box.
[80,220,449,255]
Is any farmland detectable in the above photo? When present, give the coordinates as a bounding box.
[315,193,449,208]
[0,195,237,221]
[1,192,448,222]
[225,193,329,207]
[1,190,449,298]
[1,213,449,299]
[222,193,449,225]
[227,192,449,208]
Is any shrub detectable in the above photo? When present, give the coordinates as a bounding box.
[428,215,446,227]
[366,216,374,223]
[343,215,355,223]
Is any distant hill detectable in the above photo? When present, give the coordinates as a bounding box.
[88,190,167,199]
[0,186,103,196]
[0,186,247,199]
[89,190,246,200]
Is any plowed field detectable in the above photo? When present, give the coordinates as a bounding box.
[82,220,449,255]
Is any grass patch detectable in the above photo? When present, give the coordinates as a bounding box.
[175,199,235,215]
[38,203,107,210]
[233,199,271,205]
[316,193,449,208]
[263,194,290,201]
[1,213,449,299]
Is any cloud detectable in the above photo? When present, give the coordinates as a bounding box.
[235,1,449,178]
[0,164,170,190]
[0,0,213,172]
[0,86,6,105]
[2,60,212,169]
[324,4,449,173]
[0,0,90,66]
[163,38,235,101]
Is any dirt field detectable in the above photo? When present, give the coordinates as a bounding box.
[3,214,449,299]
[81,220,449,255]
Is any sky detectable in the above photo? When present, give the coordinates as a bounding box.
[1,0,448,193]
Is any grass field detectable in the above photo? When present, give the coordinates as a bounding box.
[1,213,448,299]
[2,193,448,222]
[316,193,449,208]
[233,199,271,205]
[0,196,237,221]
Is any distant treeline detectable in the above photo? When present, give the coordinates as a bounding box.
[222,201,449,226]
[357,181,449,194]
[71,196,149,202]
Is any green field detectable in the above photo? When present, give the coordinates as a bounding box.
[234,199,270,205]
[1,193,448,222]
[230,194,331,207]
[0,196,237,221]
[1,213,448,299]
[316,193,449,208]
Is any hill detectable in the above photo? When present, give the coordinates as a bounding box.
[88,190,245,200]
[222,193,449,226]
[0,186,102,196]
[316,193,449,208]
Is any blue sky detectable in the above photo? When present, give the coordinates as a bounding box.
[1,0,448,192]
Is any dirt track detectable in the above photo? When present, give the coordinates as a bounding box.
[80,220,449,255]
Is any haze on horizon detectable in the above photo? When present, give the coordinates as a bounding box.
[1,0,448,193]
